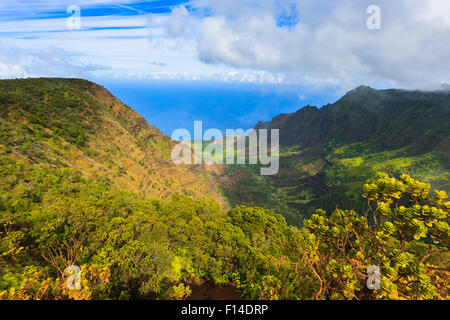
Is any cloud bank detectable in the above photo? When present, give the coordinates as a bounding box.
[0,0,449,90]
[164,0,450,89]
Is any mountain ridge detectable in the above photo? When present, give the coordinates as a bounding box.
[256,85,450,151]
[221,85,450,225]
[0,78,448,300]
[0,78,225,205]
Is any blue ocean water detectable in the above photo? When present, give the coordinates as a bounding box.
[99,79,338,137]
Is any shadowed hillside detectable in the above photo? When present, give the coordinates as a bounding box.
[219,86,450,225]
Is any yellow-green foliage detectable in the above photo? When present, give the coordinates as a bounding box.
[0,157,301,300]
[0,78,226,205]
[298,172,449,300]
[340,157,364,167]
[1,79,449,300]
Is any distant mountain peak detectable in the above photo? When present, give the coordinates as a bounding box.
[255,85,450,150]
[343,85,377,98]
[354,85,374,91]
[438,83,450,92]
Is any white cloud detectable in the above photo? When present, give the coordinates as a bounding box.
[165,5,190,37]
[163,0,450,89]
[122,69,285,84]
[0,44,105,79]
[0,62,27,78]
[1,0,448,89]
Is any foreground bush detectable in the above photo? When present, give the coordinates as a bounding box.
[0,170,448,300]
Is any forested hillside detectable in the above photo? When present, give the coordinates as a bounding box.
[0,78,224,204]
[220,86,450,225]
[0,79,448,300]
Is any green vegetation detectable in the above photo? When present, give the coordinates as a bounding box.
[0,161,447,299]
[300,173,449,299]
[0,78,225,203]
[0,159,297,299]
[0,79,448,300]
[223,86,450,224]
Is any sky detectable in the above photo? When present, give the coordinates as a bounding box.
[1,0,449,134]
[102,80,336,134]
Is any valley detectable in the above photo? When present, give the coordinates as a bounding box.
[218,86,450,225]
[0,78,448,300]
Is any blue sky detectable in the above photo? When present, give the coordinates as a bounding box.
[0,0,449,135]
[101,80,338,134]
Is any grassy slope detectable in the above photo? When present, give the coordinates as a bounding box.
[1,78,447,226]
[0,78,225,205]
[0,78,305,299]
[0,79,448,300]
